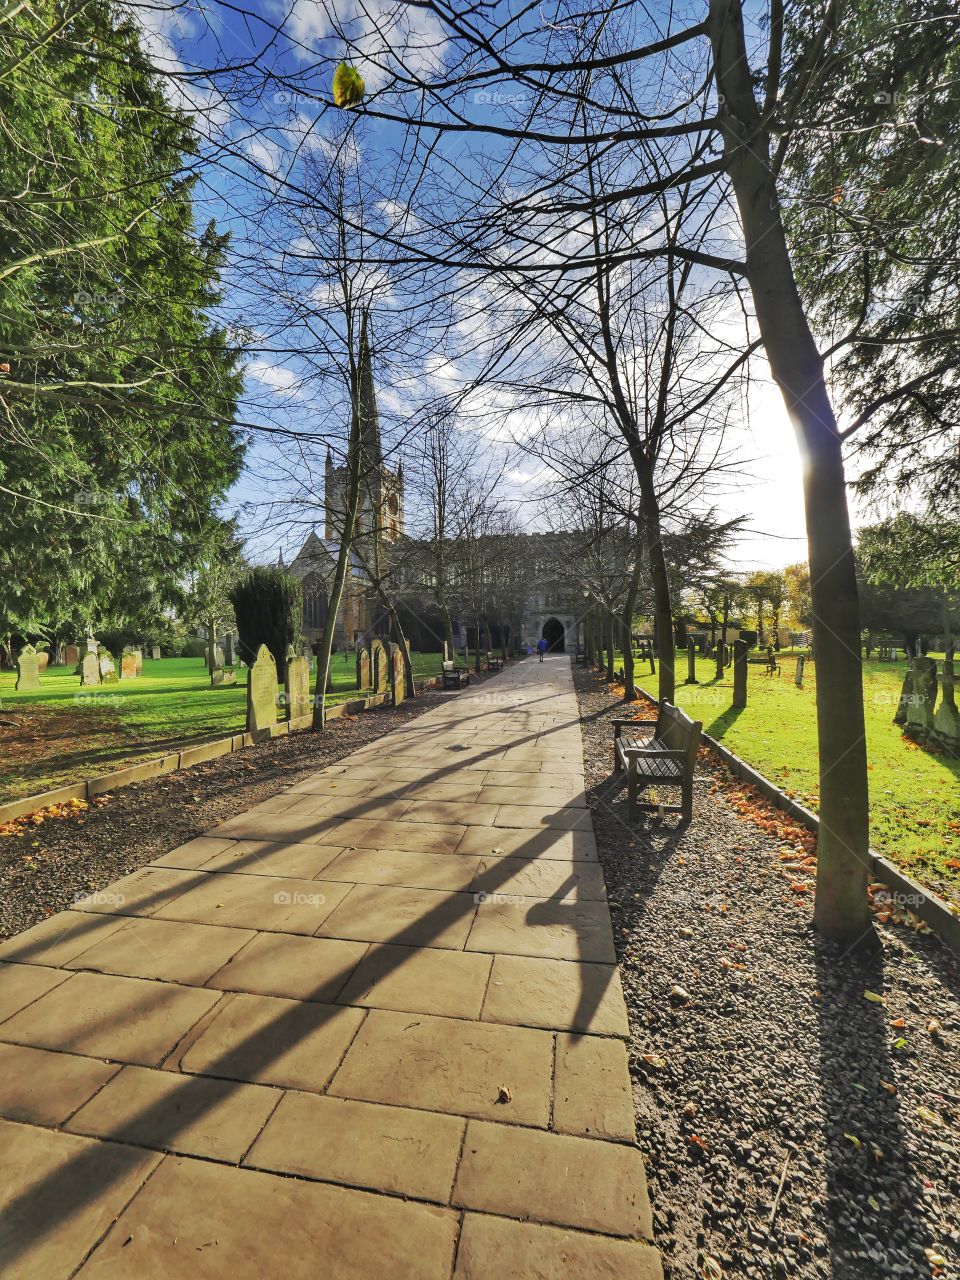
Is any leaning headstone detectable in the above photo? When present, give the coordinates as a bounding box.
[285,650,311,722]
[64,643,80,668]
[357,645,371,690]
[247,643,278,733]
[211,667,236,687]
[685,645,697,685]
[99,653,117,684]
[80,651,100,686]
[390,644,406,706]
[15,644,40,691]
[794,655,805,688]
[933,656,960,754]
[732,639,749,709]
[906,656,937,739]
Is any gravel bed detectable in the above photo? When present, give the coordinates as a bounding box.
[573,663,959,1280]
[0,686,465,940]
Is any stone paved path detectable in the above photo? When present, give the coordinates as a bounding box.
[0,655,661,1278]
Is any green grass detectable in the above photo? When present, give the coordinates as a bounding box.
[612,649,960,900]
[0,651,453,802]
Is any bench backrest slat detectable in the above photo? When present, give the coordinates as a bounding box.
[656,700,702,765]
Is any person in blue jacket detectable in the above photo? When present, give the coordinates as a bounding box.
[537,637,548,661]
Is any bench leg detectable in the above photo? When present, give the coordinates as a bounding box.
[628,766,639,822]
[681,779,693,822]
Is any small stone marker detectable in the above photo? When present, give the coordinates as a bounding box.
[80,652,100,686]
[794,655,805,688]
[15,644,40,691]
[99,653,117,684]
[285,649,311,721]
[247,643,278,733]
[120,653,138,680]
[732,639,749,709]
[151,646,161,660]
[211,667,236,687]
[390,644,405,706]
[64,644,80,668]
[685,645,697,685]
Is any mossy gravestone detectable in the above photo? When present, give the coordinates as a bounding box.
[933,657,960,754]
[906,656,937,739]
[247,644,278,733]
[285,651,311,721]
[211,668,236,687]
[357,645,371,690]
[120,653,138,679]
[15,644,40,691]
[99,653,118,684]
[391,644,405,706]
[81,652,100,686]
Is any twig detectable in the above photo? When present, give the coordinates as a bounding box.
[768,1151,791,1230]
[931,1087,960,1104]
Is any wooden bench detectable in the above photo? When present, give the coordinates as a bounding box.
[486,651,504,671]
[611,700,702,821]
[441,660,470,690]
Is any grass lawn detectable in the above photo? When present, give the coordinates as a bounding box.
[617,650,960,901]
[0,651,452,802]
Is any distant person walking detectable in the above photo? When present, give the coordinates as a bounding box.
[537,637,548,662]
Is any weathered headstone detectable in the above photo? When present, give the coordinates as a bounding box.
[86,635,98,656]
[247,643,278,733]
[15,644,40,691]
[371,640,389,693]
[732,639,749,709]
[685,645,697,685]
[64,644,80,668]
[905,656,937,739]
[357,645,371,690]
[99,653,117,684]
[213,643,225,669]
[795,655,805,688]
[150,646,161,660]
[120,653,138,679]
[390,644,406,706]
[134,649,143,675]
[80,652,100,686]
[285,650,311,721]
[933,656,960,754]
[211,667,236,687]
[893,668,913,726]
[223,634,236,666]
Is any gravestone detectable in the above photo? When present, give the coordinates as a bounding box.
[894,669,913,726]
[120,653,137,680]
[906,656,937,739]
[15,644,40,691]
[150,646,161,660]
[134,649,143,676]
[795,655,805,688]
[685,645,697,685]
[285,650,311,721]
[371,640,389,693]
[732,639,749,709]
[223,634,235,666]
[213,643,225,669]
[80,652,100,686]
[247,643,278,733]
[99,653,117,684]
[211,667,236,687]
[390,644,406,706]
[86,635,98,655]
[357,645,371,690]
[933,656,960,754]
[64,644,80,668]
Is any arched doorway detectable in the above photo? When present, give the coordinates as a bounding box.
[542,617,565,653]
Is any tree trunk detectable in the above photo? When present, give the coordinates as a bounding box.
[206,617,216,674]
[639,472,675,703]
[711,0,872,945]
[474,621,482,672]
[605,610,615,682]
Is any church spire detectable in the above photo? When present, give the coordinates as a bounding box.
[354,310,382,469]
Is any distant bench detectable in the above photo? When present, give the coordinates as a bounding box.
[442,660,470,690]
[611,700,702,822]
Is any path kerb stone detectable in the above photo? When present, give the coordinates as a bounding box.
[0,654,661,1279]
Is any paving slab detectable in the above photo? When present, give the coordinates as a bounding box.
[554,1032,636,1141]
[336,943,491,1019]
[481,954,630,1036]
[473,853,607,900]
[467,895,616,962]
[78,1155,459,1279]
[317,882,477,949]
[0,911,129,967]
[64,917,254,985]
[206,931,366,1001]
[151,871,350,933]
[0,962,73,1023]
[245,1092,464,1202]
[455,824,597,860]
[0,1043,120,1126]
[321,846,483,892]
[454,1214,663,1279]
